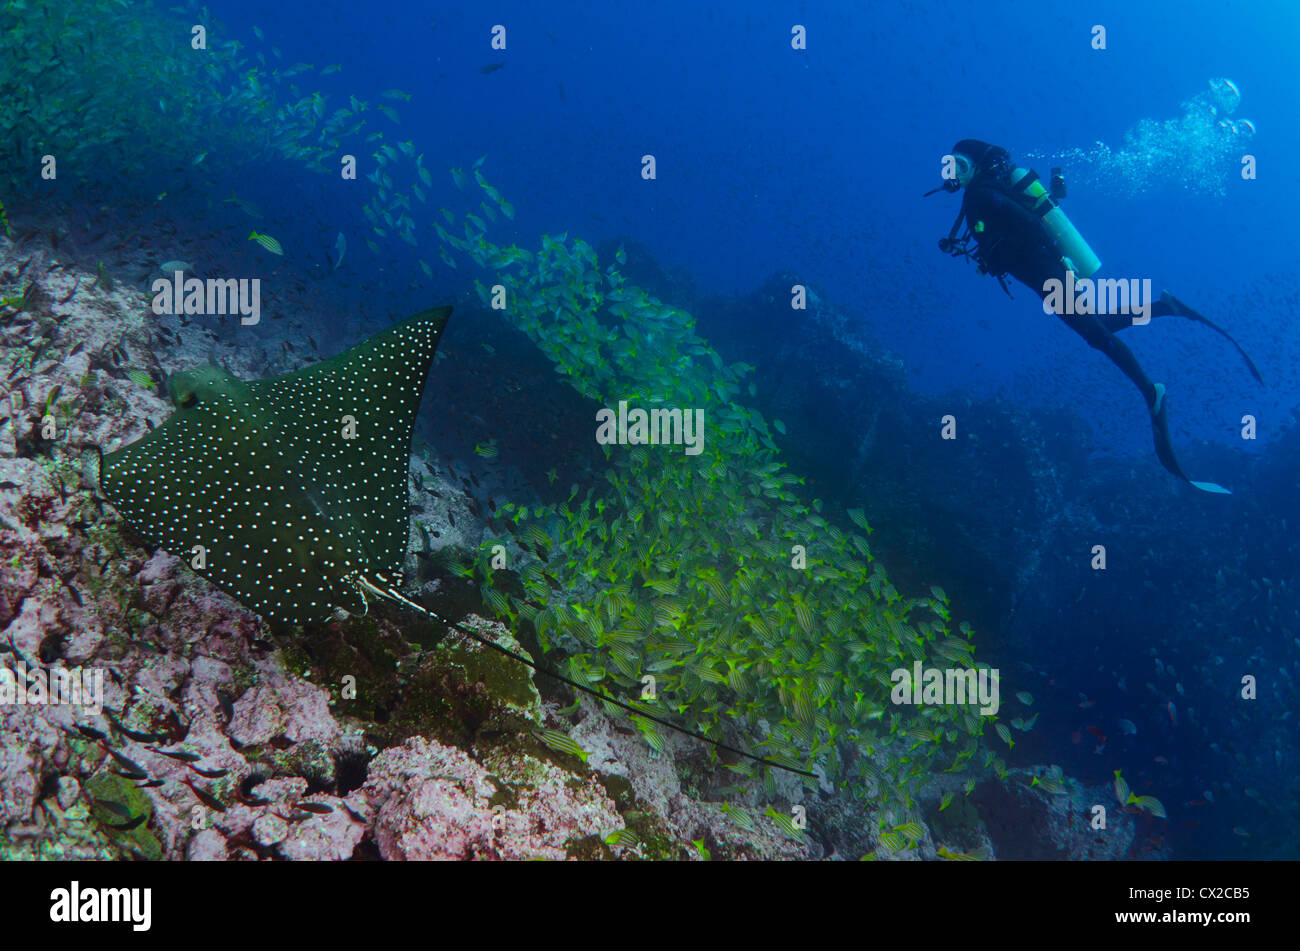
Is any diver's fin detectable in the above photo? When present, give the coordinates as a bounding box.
[1160,292,1264,385]
[1149,387,1231,494]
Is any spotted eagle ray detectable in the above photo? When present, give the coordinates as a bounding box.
[96,306,811,778]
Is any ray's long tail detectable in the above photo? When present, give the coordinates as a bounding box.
[355,573,817,779]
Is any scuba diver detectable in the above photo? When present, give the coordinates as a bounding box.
[929,139,1262,494]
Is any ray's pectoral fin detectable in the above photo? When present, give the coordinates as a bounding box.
[247,305,452,581]
[100,306,454,627]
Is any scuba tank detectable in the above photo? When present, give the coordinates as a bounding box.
[1007,167,1102,278]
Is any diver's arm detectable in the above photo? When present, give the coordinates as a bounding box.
[972,186,1050,244]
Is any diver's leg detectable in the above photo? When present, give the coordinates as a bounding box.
[1093,290,1177,333]
[1096,312,1153,334]
[1058,314,1230,493]
[1108,289,1264,385]
[1155,291,1264,384]
[1060,313,1159,408]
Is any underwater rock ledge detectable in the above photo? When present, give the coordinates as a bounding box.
[0,223,1130,860]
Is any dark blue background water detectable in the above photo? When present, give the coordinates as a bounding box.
[223,0,1300,460]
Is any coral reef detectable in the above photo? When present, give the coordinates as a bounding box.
[0,187,1133,861]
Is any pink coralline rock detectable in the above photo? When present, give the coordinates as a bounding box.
[0,465,57,632]
[140,579,181,617]
[1,457,67,531]
[570,699,682,807]
[362,738,496,860]
[1,588,64,657]
[227,677,341,747]
[187,777,312,848]
[186,829,229,861]
[569,700,811,860]
[61,620,104,666]
[137,551,180,585]
[252,812,289,847]
[152,773,367,861]
[0,705,66,825]
[177,660,241,741]
[129,653,192,707]
[0,534,38,629]
[481,748,627,860]
[149,576,264,660]
[178,774,363,861]
[361,735,623,860]
[137,551,185,616]
[276,804,366,861]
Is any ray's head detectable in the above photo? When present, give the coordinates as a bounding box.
[165,365,245,409]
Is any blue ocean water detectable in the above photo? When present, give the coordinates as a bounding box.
[227,0,1300,453]
[6,0,1297,863]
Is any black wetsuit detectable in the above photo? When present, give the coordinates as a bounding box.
[960,172,1160,410]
